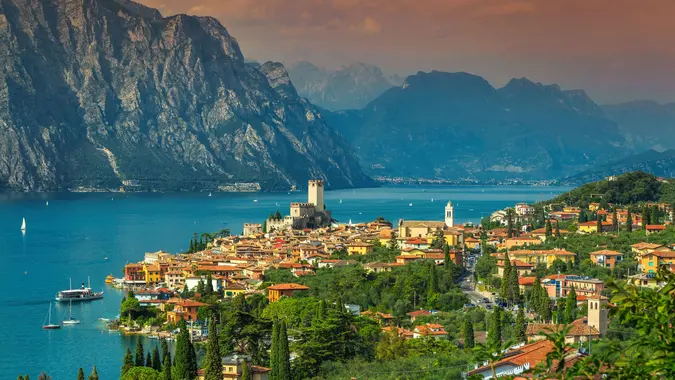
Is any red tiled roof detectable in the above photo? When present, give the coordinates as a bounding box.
[267,283,310,291]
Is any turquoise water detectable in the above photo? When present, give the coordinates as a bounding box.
[0,185,567,379]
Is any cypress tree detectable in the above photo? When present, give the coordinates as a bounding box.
[626,207,633,232]
[161,338,171,367]
[278,320,291,380]
[135,335,145,367]
[204,319,223,380]
[508,264,520,305]
[270,320,280,380]
[487,307,502,346]
[388,231,399,251]
[77,368,85,380]
[173,320,194,380]
[556,298,566,324]
[241,360,252,380]
[443,243,451,270]
[507,208,515,238]
[152,345,162,372]
[205,273,214,296]
[17,376,24,380]
[642,207,650,230]
[189,337,198,378]
[545,219,552,238]
[564,287,577,323]
[612,209,619,231]
[515,308,526,343]
[555,221,561,239]
[162,358,172,380]
[427,263,439,295]
[500,254,512,301]
[462,317,475,349]
[122,347,134,375]
[146,352,153,367]
[88,366,99,380]
[596,217,602,233]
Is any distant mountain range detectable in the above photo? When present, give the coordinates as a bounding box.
[287,62,403,110]
[602,100,675,151]
[562,149,675,185]
[0,0,372,191]
[325,71,625,180]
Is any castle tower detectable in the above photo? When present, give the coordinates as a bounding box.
[445,201,455,227]
[308,180,324,212]
[587,295,608,336]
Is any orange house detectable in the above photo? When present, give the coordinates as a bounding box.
[589,250,623,269]
[267,283,310,302]
[166,299,207,324]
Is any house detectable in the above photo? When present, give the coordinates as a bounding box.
[631,242,670,256]
[577,221,613,234]
[381,326,414,339]
[639,249,675,274]
[518,277,536,293]
[267,283,310,302]
[223,282,247,298]
[197,353,270,380]
[496,249,576,268]
[628,273,661,289]
[143,264,162,285]
[465,340,558,379]
[526,318,600,344]
[165,270,185,289]
[398,220,446,238]
[166,299,207,323]
[124,263,146,284]
[407,310,432,322]
[645,224,667,235]
[346,242,374,255]
[503,237,541,249]
[361,311,395,325]
[588,203,601,211]
[496,260,533,278]
[465,237,481,250]
[402,238,430,250]
[413,323,448,339]
[543,275,604,298]
[589,250,623,269]
[185,276,225,292]
[515,203,535,216]
[364,262,396,273]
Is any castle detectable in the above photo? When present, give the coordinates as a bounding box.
[266,180,332,231]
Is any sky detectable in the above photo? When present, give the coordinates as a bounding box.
[138,0,675,104]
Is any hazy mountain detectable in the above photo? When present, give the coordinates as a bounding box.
[287,62,398,110]
[562,149,675,185]
[603,100,675,151]
[326,71,626,180]
[0,0,372,191]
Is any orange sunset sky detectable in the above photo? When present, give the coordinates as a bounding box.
[138,0,675,103]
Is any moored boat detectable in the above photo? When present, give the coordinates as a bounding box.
[105,274,115,284]
[43,303,60,330]
[56,278,104,302]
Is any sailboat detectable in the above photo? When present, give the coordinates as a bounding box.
[339,199,343,204]
[46,201,49,206]
[43,303,61,329]
[21,217,26,231]
[208,192,212,197]
[63,300,80,325]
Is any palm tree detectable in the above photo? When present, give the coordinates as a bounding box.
[473,339,515,379]
[534,324,574,379]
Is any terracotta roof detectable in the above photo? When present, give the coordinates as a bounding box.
[631,242,665,250]
[466,340,556,376]
[497,259,534,268]
[527,321,600,337]
[519,277,536,286]
[646,224,667,230]
[400,220,446,228]
[267,283,310,291]
[407,310,432,317]
[589,250,623,256]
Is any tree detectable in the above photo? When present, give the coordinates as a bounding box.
[241,360,251,380]
[77,369,85,380]
[506,208,515,238]
[270,319,280,380]
[388,231,399,251]
[642,206,650,230]
[545,219,553,238]
[487,307,502,347]
[173,320,196,380]
[443,243,451,270]
[121,367,162,380]
[555,221,561,239]
[462,318,475,349]
[122,347,134,376]
[500,254,512,301]
[161,339,171,367]
[556,298,566,324]
[507,263,520,305]
[146,352,153,368]
[162,359,172,380]
[204,319,223,380]
[275,210,282,219]
[612,209,619,231]
[515,308,526,343]
[596,216,602,233]
[430,229,445,249]
[473,339,515,379]
[88,366,99,380]
[205,273,214,296]
[37,374,51,380]
[277,320,291,380]
[152,346,162,372]
[376,328,409,361]
[564,287,577,324]
[135,335,145,367]
[626,207,633,232]
[533,325,574,379]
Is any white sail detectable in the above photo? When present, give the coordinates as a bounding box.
[21,217,26,231]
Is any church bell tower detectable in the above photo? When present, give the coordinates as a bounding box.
[445,201,454,227]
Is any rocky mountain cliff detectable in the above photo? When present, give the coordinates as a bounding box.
[603,100,675,151]
[0,0,372,191]
[562,149,675,185]
[287,61,397,110]
[325,71,627,180]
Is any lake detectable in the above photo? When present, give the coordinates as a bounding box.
[0,185,568,379]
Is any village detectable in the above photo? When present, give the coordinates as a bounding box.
[113,178,675,379]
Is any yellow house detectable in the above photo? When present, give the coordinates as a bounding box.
[398,220,446,238]
[588,203,601,212]
[578,221,613,234]
[143,264,161,285]
[223,283,247,298]
[347,242,374,255]
[628,273,661,289]
[639,250,675,274]
[465,237,481,250]
[631,242,670,256]
[503,249,576,268]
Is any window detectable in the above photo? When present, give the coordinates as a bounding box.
[649,262,654,267]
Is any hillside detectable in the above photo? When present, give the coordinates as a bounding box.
[326,71,627,180]
[563,149,675,185]
[549,171,674,206]
[603,100,675,151]
[0,0,372,191]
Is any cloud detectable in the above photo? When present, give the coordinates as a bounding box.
[350,16,382,35]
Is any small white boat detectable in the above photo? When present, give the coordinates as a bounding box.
[46,201,49,206]
[43,303,60,330]
[21,217,26,231]
[208,192,212,197]
[253,199,258,203]
[431,198,434,202]
[409,203,413,207]
[63,300,80,325]
[339,199,342,204]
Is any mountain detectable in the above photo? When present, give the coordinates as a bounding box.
[325,71,626,180]
[562,149,675,185]
[603,100,675,151]
[287,62,397,110]
[0,0,372,191]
